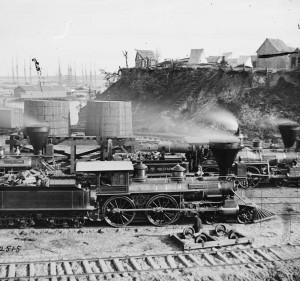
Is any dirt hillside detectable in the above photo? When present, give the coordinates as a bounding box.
[97,66,300,141]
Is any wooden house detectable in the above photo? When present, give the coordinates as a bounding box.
[135,50,156,68]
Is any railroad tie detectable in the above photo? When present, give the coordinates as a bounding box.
[113,258,128,277]
[215,252,232,265]
[145,257,160,270]
[229,251,255,269]
[129,258,142,271]
[98,259,109,273]
[203,253,218,266]
[178,255,192,267]
[29,263,35,281]
[63,262,76,281]
[243,250,266,268]
[255,249,274,262]
[166,255,177,269]
[82,260,97,281]
[187,254,204,266]
[267,248,283,259]
[7,264,16,279]
[50,262,58,281]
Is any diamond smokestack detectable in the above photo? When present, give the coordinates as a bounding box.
[26,126,50,155]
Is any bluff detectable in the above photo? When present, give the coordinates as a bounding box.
[96,66,300,141]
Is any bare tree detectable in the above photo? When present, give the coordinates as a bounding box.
[122,51,129,68]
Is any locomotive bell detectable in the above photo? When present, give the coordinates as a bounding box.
[26,126,50,155]
[278,123,300,149]
[133,161,147,182]
[171,163,186,182]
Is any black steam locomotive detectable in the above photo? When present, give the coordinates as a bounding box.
[0,126,274,228]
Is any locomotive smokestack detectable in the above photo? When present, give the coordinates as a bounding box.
[209,141,241,176]
[278,122,299,149]
[26,126,50,155]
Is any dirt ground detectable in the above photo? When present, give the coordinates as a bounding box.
[0,186,300,281]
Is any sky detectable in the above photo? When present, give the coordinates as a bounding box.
[0,0,299,76]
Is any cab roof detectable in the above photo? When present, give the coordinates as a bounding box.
[76,161,134,172]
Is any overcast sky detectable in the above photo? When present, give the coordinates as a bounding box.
[0,0,299,76]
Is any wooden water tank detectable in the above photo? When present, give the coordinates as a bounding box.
[85,101,133,137]
[24,100,70,136]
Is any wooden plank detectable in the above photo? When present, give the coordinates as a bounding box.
[63,262,76,281]
[50,262,58,281]
[113,258,126,272]
[216,252,232,265]
[29,263,35,281]
[7,264,16,278]
[187,254,204,266]
[230,251,255,269]
[129,258,142,271]
[98,259,109,273]
[166,255,177,269]
[255,249,274,261]
[178,255,192,267]
[146,257,160,270]
[203,253,218,266]
[243,251,260,262]
[268,248,283,259]
[82,261,97,281]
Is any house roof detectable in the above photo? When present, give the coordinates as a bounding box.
[14,85,66,92]
[257,38,292,54]
[135,49,155,60]
[76,161,134,172]
[15,85,39,91]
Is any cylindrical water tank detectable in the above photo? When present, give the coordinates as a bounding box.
[24,100,70,136]
[85,101,133,137]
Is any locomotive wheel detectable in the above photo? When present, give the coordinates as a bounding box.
[237,208,253,224]
[195,234,207,244]
[228,230,238,239]
[103,196,136,227]
[246,166,261,188]
[145,195,179,226]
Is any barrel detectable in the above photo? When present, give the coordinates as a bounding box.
[24,100,70,136]
[85,101,133,137]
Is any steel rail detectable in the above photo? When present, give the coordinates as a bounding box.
[0,244,299,280]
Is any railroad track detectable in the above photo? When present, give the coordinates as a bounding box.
[0,244,300,280]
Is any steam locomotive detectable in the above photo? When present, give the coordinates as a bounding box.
[0,126,274,228]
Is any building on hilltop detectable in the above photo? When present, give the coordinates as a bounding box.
[290,48,300,70]
[256,38,294,69]
[207,56,222,64]
[135,50,156,68]
[14,85,67,99]
[187,49,207,65]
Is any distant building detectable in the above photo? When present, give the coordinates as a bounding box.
[14,85,67,99]
[135,50,156,68]
[187,49,207,65]
[290,48,300,70]
[237,56,253,68]
[256,38,294,69]
[207,56,222,64]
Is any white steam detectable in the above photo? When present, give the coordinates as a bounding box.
[205,107,238,131]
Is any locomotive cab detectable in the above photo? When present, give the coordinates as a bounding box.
[76,161,134,194]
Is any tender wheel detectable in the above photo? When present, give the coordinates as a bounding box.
[183,227,195,239]
[228,230,238,239]
[215,224,227,236]
[103,196,136,227]
[246,166,261,188]
[237,208,253,224]
[275,178,284,187]
[146,195,179,226]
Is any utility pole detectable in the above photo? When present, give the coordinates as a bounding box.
[12,58,15,84]
[29,58,32,85]
[24,60,27,84]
